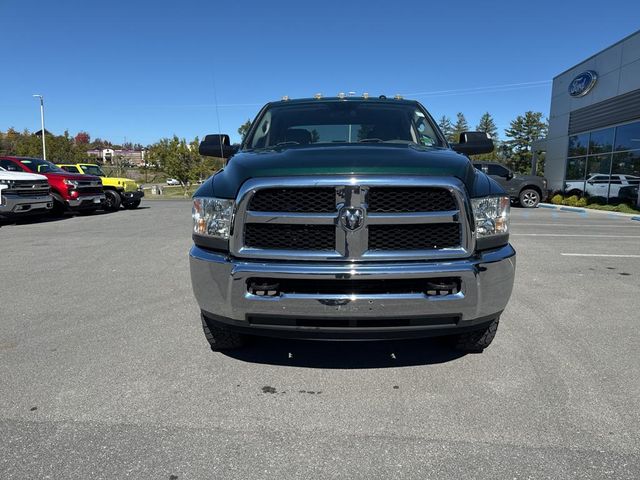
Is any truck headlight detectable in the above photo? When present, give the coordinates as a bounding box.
[471,196,510,238]
[192,197,234,239]
[63,179,79,187]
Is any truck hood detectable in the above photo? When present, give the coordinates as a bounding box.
[101,177,139,190]
[0,170,48,181]
[204,144,487,199]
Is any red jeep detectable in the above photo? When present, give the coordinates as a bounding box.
[0,156,105,215]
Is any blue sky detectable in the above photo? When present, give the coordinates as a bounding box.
[1,0,639,145]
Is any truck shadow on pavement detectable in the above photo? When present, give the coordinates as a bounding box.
[220,337,466,369]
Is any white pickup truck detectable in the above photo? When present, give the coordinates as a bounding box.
[0,166,53,218]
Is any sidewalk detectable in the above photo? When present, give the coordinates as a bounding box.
[538,203,640,221]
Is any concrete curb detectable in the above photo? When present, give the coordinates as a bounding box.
[538,203,640,220]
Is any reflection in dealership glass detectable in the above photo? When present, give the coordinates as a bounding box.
[564,120,640,205]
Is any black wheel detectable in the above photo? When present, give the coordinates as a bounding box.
[123,199,141,209]
[519,188,540,208]
[201,314,245,351]
[103,190,121,212]
[451,317,500,353]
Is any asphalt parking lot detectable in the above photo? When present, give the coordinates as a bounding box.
[1,202,639,479]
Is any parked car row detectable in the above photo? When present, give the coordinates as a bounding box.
[0,156,144,221]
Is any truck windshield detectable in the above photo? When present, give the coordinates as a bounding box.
[81,165,105,176]
[246,101,444,150]
[19,158,64,174]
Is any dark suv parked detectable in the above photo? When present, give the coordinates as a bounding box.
[473,162,548,208]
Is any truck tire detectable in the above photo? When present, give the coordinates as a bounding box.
[123,199,141,209]
[519,188,540,208]
[201,314,245,351]
[451,317,499,353]
[104,190,121,212]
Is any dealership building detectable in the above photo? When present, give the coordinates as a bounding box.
[544,29,640,205]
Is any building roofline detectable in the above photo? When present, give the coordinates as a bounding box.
[554,29,640,79]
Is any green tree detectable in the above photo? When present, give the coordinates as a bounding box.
[451,112,469,143]
[238,119,252,142]
[437,115,454,142]
[475,112,498,140]
[504,111,548,174]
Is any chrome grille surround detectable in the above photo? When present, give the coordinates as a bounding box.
[230,176,475,262]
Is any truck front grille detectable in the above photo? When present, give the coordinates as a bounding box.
[8,180,50,197]
[368,224,461,250]
[368,187,457,212]
[245,224,335,250]
[232,177,472,261]
[249,188,335,213]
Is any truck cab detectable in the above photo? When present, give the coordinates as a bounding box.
[57,163,143,211]
[189,97,516,353]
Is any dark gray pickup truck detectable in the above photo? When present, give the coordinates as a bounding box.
[473,161,548,208]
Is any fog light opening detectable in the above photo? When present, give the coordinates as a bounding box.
[248,280,281,297]
[425,280,459,296]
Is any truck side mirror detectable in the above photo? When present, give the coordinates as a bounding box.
[199,134,239,159]
[506,171,514,180]
[450,131,494,155]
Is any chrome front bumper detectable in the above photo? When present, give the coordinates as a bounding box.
[0,193,53,215]
[190,244,516,338]
[66,194,105,208]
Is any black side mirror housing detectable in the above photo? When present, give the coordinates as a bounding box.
[506,171,514,180]
[199,134,239,159]
[450,131,494,155]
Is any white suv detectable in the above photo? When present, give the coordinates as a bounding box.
[565,174,640,199]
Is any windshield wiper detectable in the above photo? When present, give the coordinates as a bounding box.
[358,138,384,143]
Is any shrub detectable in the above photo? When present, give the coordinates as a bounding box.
[562,195,580,206]
[551,194,564,205]
[576,197,588,207]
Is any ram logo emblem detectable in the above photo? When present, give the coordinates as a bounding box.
[340,207,364,231]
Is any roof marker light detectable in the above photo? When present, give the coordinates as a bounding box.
[363,92,369,99]
[281,95,289,101]
[394,94,403,100]
[314,93,322,99]
[338,92,346,99]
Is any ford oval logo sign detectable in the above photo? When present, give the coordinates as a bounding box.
[569,70,598,97]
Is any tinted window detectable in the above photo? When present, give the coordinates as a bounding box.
[614,121,640,152]
[568,133,589,157]
[18,158,64,174]
[62,166,80,173]
[0,159,22,171]
[589,128,614,155]
[246,102,443,149]
[487,164,509,177]
[473,163,483,170]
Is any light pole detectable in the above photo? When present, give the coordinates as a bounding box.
[32,94,46,160]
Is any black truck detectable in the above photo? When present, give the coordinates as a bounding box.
[190,96,516,353]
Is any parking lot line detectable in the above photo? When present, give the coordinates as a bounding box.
[561,253,640,258]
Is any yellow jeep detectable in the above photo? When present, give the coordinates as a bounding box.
[57,163,144,211]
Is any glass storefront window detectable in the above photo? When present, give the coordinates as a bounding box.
[614,121,640,152]
[568,133,589,157]
[588,128,614,155]
[612,151,640,206]
[565,123,640,206]
[583,154,612,202]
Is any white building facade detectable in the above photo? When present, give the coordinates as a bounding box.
[545,30,640,205]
